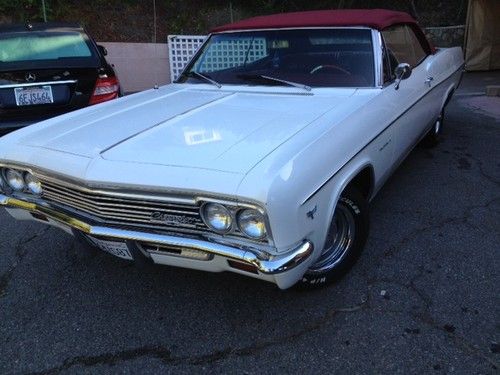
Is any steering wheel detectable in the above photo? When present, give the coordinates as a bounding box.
[310,64,351,75]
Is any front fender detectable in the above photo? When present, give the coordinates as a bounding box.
[297,158,374,259]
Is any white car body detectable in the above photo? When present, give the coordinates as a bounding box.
[0,24,464,289]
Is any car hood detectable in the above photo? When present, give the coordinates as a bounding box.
[9,85,357,174]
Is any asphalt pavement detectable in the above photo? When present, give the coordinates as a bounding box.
[0,72,499,374]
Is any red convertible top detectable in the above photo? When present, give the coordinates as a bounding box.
[212,9,416,32]
[211,9,434,53]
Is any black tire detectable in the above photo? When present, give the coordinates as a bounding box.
[298,186,369,289]
[421,110,444,148]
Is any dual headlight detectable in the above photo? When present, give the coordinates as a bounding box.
[201,203,267,240]
[0,168,42,195]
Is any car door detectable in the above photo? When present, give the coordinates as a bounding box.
[381,25,438,164]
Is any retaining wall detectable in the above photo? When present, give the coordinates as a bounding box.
[99,42,170,93]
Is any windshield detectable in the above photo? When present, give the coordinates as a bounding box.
[0,31,98,69]
[178,28,375,88]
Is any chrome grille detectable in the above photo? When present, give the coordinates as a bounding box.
[40,178,208,235]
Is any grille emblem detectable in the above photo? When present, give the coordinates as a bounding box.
[25,72,36,82]
[151,212,197,226]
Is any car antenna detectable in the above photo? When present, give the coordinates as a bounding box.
[152,0,159,90]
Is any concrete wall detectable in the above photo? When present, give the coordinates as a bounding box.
[99,42,170,93]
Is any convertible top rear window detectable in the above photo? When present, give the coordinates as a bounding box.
[178,29,375,88]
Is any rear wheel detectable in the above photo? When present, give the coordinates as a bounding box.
[298,187,369,289]
[421,110,444,148]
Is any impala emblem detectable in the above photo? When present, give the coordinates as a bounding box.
[151,212,197,226]
[25,72,36,82]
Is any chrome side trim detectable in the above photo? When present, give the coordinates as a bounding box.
[0,194,312,275]
[0,80,77,89]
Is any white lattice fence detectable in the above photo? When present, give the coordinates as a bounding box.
[168,35,206,81]
[195,38,267,72]
[168,35,269,82]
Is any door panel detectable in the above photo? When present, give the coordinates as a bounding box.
[392,59,433,160]
[382,25,441,164]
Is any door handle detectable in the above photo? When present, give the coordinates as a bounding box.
[425,77,434,87]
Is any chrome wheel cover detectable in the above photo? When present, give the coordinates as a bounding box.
[307,202,356,274]
[434,117,442,135]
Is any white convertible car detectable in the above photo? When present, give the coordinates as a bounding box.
[0,10,463,289]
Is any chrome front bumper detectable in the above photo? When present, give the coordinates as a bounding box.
[0,194,313,275]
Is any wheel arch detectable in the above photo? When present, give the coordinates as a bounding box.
[441,85,456,113]
[309,161,374,253]
[344,165,375,201]
[299,162,373,285]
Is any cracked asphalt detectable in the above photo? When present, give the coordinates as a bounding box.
[1,72,499,374]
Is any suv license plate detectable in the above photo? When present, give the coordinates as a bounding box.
[86,236,133,260]
[14,85,54,106]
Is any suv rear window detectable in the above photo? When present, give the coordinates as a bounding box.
[0,31,99,69]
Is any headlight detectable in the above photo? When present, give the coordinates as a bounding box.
[25,173,42,195]
[202,203,233,233]
[5,169,25,191]
[238,209,267,239]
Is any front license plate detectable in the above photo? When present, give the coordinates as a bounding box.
[14,85,54,106]
[87,236,133,260]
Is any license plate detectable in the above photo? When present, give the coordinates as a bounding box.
[14,85,54,106]
[86,236,133,260]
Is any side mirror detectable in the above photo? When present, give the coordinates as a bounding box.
[394,63,411,90]
[97,44,108,56]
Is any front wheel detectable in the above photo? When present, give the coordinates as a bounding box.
[298,186,369,289]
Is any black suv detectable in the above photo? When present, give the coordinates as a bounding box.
[0,22,120,135]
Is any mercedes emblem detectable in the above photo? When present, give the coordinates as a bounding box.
[25,72,36,82]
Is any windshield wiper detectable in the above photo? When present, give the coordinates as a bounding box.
[237,74,311,92]
[182,71,221,88]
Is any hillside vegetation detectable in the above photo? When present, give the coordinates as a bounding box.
[0,0,467,42]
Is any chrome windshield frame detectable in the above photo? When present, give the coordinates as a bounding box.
[177,26,378,89]
[372,29,384,88]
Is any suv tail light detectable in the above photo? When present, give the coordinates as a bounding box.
[89,76,120,105]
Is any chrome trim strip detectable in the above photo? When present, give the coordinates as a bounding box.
[372,30,384,88]
[0,194,312,274]
[213,26,373,34]
[0,80,77,89]
[38,173,198,205]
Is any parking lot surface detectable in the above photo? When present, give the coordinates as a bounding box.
[0,72,499,374]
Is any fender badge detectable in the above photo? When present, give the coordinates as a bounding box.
[307,205,317,220]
